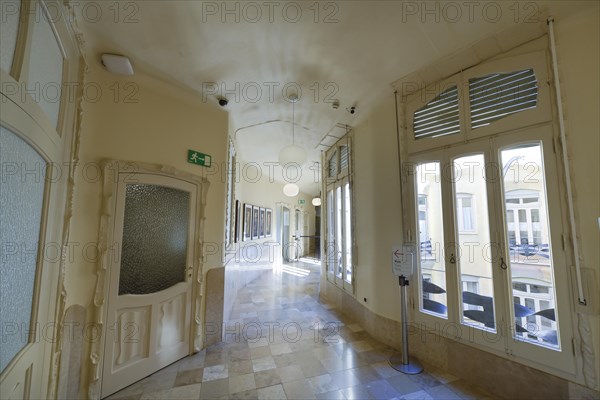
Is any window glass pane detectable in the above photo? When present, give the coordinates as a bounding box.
[457,195,474,231]
[502,143,559,348]
[540,300,552,328]
[0,126,46,372]
[530,284,549,294]
[416,162,447,317]
[27,3,64,128]
[0,0,21,73]
[513,282,527,292]
[343,183,352,283]
[119,184,190,295]
[335,186,342,278]
[525,298,536,326]
[453,154,496,330]
[508,230,516,246]
[326,190,334,274]
[507,210,514,222]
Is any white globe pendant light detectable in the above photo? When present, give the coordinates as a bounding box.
[283,183,300,197]
[279,144,307,166]
[311,197,322,206]
[278,95,307,166]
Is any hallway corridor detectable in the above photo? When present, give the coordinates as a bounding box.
[108,262,497,400]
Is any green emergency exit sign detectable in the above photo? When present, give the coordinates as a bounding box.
[298,199,305,205]
[187,150,211,167]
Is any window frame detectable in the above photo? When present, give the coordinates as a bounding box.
[224,139,237,249]
[406,127,577,378]
[403,46,577,377]
[323,134,354,293]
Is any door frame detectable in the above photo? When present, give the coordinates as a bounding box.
[87,160,209,399]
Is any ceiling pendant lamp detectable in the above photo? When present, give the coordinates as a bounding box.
[311,197,322,206]
[278,95,307,166]
[283,183,300,197]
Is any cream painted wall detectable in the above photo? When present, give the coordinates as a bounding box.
[64,62,229,316]
[351,95,404,320]
[554,7,600,387]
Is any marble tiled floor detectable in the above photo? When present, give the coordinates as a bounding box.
[108,261,498,400]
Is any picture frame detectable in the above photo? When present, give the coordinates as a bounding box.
[252,206,260,239]
[243,203,252,241]
[259,208,266,238]
[265,208,272,237]
[234,200,241,243]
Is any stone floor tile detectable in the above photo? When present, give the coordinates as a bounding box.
[283,378,317,400]
[229,372,257,394]
[257,384,287,400]
[277,364,305,383]
[168,383,202,399]
[173,368,204,387]
[199,378,229,399]
[202,364,229,382]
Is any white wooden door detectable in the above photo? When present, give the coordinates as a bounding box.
[101,174,196,398]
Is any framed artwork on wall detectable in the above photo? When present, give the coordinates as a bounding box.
[266,209,272,237]
[234,200,240,243]
[259,208,266,238]
[252,206,259,239]
[243,203,252,241]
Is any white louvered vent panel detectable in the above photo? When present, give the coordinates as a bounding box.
[469,69,538,129]
[413,86,460,140]
[340,145,349,170]
[328,152,338,178]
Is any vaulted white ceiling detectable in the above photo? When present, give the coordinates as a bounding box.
[74,1,594,194]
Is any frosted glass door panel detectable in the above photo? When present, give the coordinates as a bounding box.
[0,0,21,73]
[0,126,46,372]
[27,3,64,128]
[119,184,190,295]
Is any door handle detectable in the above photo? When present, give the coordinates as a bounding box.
[500,257,508,270]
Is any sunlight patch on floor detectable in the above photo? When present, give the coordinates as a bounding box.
[298,256,321,265]
[273,263,311,277]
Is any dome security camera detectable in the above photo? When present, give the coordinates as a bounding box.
[218,97,229,107]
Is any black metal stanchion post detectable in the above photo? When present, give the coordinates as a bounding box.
[389,275,423,374]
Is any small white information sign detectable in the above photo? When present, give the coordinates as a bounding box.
[392,246,414,277]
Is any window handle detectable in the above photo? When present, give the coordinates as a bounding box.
[449,253,456,264]
[500,257,508,270]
